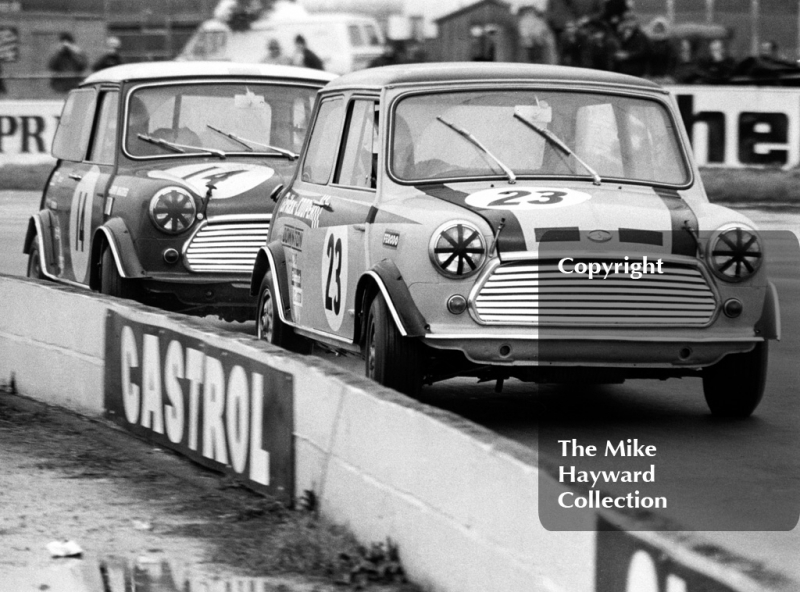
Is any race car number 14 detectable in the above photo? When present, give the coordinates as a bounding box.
[465,186,592,210]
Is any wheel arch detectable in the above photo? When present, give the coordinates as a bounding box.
[24,212,58,278]
[88,219,146,291]
[251,241,293,323]
[354,259,428,346]
[755,281,780,341]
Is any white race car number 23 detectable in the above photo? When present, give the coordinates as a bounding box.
[465,186,591,210]
[321,227,348,332]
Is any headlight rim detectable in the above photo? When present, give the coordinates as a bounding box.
[148,186,198,235]
[706,223,763,283]
[428,220,487,280]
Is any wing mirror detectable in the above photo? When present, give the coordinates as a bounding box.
[270,183,285,203]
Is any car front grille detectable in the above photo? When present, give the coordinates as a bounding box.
[183,220,270,273]
[472,258,717,326]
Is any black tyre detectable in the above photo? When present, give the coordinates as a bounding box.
[27,236,45,279]
[256,271,310,353]
[365,294,424,397]
[702,342,768,418]
[100,246,137,299]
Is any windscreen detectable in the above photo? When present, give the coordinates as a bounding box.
[391,90,689,186]
[125,82,317,158]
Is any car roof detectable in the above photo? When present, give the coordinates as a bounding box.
[82,61,337,86]
[323,62,664,92]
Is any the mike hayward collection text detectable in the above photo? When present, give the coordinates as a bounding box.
[556,439,667,510]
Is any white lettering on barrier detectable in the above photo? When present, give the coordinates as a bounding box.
[121,325,140,424]
[203,355,228,464]
[0,100,63,165]
[164,340,185,444]
[119,330,272,486]
[141,334,164,434]
[670,85,800,169]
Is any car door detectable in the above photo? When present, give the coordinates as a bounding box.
[283,95,378,343]
[48,87,97,283]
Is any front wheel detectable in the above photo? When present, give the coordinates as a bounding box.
[702,342,768,418]
[365,294,424,397]
[27,236,45,279]
[100,245,137,299]
[256,271,310,353]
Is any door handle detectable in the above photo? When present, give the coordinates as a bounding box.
[68,173,83,181]
[354,224,365,232]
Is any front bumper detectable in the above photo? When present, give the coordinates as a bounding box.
[423,333,760,368]
[138,273,256,318]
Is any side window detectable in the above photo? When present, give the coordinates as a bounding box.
[348,24,364,47]
[301,97,345,185]
[51,89,96,162]
[88,91,119,165]
[335,99,378,189]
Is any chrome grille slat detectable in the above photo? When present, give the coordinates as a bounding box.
[472,259,716,326]
[184,220,270,273]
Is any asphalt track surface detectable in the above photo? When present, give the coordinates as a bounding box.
[2,190,799,582]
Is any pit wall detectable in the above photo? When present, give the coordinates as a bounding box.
[0,274,790,592]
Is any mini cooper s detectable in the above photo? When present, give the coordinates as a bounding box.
[24,61,335,321]
[249,63,780,417]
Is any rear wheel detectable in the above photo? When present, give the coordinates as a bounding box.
[27,236,44,279]
[100,245,137,299]
[256,271,310,353]
[365,294,424,397]
[702,342,768,418]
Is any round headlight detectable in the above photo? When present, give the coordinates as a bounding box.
[429,221,487,279]
[149,187,197,235]
[707,225,762,282]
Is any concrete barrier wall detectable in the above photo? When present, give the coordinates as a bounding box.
[0,274,792,592]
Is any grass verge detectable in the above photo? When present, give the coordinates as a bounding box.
[700,167,800,204]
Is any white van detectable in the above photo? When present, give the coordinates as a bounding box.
[178,13,386,74]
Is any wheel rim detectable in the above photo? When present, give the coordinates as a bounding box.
[259,288,274,343]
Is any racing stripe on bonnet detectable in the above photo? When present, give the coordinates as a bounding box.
[654,188,698,256]
[415,185,527,252]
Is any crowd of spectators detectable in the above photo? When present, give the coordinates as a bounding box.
[554,1,800,84]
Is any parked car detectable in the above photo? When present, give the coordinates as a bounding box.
[178,13,385,74]
[250,62,780,417]
[24,61,335,321]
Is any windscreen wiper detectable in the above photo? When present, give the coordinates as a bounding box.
[206,124,298,160]
[436,116,516,184]
[513,113,602,186]
[138,133,226,159]
[137,134,185,153]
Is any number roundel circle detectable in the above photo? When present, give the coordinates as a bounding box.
[464,186,591,210]
[321,227,348,331]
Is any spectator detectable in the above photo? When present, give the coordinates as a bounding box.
[581,20,618,70]
[48,32,87,93]
[292,35,324,70]
[262,39,292,65]
[673,38,699,83]
[558,20,585,67]
[518,6,557,64]
[613,15,651,77]
[0,63,5,95]
[92,36,123,72]
[646,17,676,79]
[696,39,735,84]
